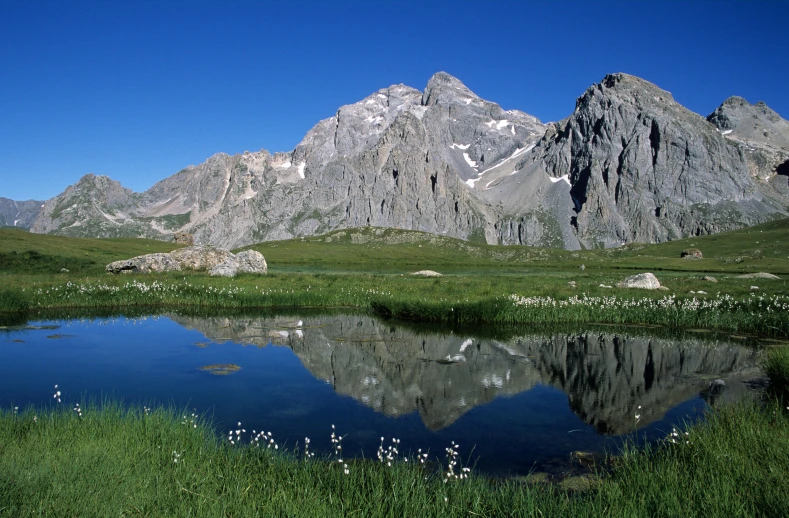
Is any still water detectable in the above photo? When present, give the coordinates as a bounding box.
[0,314,760,476]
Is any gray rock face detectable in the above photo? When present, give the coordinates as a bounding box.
[616,272,661,289]
[106,245,234,273]
[0,198,44,228]
[490,73,788,248]
[28,72,789,249]
[208,250,267,277]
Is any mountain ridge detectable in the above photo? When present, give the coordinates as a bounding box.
[22,72,789,249]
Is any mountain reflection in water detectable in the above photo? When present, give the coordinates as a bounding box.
[171,314,761,435]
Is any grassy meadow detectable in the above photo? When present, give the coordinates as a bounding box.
[1,220,788,336]
[2,222,789,516]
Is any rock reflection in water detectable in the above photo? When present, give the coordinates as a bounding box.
[171,315,760,434]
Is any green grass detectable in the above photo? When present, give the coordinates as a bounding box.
[1,221,788,336]
[0,227,182,275]
[244,219,789,275]
[763,347,789,398]
[1,398,787,517]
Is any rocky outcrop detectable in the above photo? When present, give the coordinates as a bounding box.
[105,245,266,276]
[28,72,789,249]
[0,197,44,228]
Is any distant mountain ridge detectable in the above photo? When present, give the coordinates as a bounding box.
[0,198,44,229]
[20,72,789,249]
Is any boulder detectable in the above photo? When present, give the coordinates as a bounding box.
[735,272,780,280]
[701,275,718,282]
[208,250,267,277]
[616,273,661,290]
[681,248,703,260]
[411,270,442,277]
[105,246,262,276]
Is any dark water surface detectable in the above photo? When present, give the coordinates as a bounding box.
[0,314,761,476]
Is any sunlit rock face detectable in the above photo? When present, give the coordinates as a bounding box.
[29,73,788,249]
[170,314,760,434]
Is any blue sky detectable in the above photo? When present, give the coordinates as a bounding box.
[2,0,788,201]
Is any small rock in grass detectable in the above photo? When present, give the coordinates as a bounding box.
[681,248,703,260]
[60,268,69,273]
[701,275,717,282]
[750,286,759,290]
[410,270,442,277]
[568,281,577,288]
[599,284,612,288]
[616,272,661,290]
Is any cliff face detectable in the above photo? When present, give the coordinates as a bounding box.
[28,72,789,248]
[489,74,787,248]
[170,314,760,434]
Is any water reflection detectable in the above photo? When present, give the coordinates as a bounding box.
[171,314,761,435]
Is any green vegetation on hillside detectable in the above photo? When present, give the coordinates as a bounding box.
[0,227,182,275]
[244,219,789,275]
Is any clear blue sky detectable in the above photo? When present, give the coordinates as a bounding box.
[2,0,787,201]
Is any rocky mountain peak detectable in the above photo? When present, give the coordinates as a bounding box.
[576,73,678,115]
[421,71,479,106]
[707,97,789,151]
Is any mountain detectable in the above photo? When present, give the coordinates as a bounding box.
[488,74,789,247]
[0,198,44,229]
[28,72,789,249]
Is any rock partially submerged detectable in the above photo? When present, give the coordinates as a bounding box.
[616,273,661,290]
[410,270,443,277]
[106,246,266,277]
[735,272,780,280]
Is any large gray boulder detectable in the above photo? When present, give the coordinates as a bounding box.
[208,250,267,277]
[106,245,242,274]
[617,273,661,290]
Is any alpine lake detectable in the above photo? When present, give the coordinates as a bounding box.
[0,311,763,478]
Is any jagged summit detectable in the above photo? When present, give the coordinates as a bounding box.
[707,96,789,152]
[421,71,479,106]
